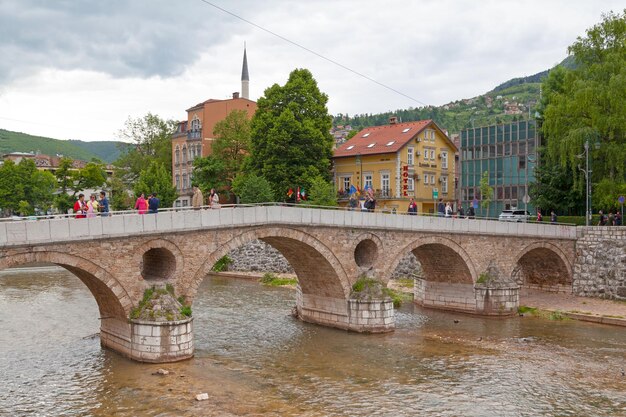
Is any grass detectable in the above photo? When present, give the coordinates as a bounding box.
[383,288,413,308]
[130,286,192,320]
[351,276,381,293]
[518,305,537,314]
[395,278,414,288]
[259,272,298,286]
[212,255,233,272]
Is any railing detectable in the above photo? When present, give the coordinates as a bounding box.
[187,130,202,140]
[0,202,576,226]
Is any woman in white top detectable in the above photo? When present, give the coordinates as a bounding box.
[445,202,452,218]
[210,188,220,209]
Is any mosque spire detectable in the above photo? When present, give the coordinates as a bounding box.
[241,43,249,99]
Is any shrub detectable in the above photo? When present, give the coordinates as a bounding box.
[180,305,192,317]
[260,273,297,286]
[212,255,233,272]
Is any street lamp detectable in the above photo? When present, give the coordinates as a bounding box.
[524,153,536,215]
[355,153,362,191]
[577,138,600,226]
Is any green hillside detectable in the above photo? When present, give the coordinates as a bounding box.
[333,57,574,134]
[68,139,128,163]
[0,129,124,163]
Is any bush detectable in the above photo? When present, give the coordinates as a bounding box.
[231,174,274,204]
[212,255,233,272]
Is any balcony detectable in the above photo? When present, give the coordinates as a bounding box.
[187,129,202,140]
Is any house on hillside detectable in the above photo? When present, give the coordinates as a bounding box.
[332,116,458,214]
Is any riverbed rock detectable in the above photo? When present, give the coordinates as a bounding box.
[195,393,209,401]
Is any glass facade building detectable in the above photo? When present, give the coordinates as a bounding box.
[459,120,540,218]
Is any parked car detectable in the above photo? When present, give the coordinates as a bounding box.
[498,209,530,222]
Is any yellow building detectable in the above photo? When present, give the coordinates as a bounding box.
[332,118,458,214]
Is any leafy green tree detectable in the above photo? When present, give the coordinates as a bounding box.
[305,176,337,207]
[133,161,178,208]
[108,172,134,210]
[18,200,32,216]
[249,68,334,199]
[479,171,493,216]
[115,113,177,182]
[212,109,252,182]
[231,173,274,204]
[73,161,107,194]
[0,160,23,213]
[192,155,229,197]
[541,10,626,212]
[529,160,578,214]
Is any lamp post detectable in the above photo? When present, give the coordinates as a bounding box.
[355,153,362,191]
[524,153,536,215]
[577,138,600,226]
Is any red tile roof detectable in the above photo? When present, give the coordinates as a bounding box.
[334,120,450,158]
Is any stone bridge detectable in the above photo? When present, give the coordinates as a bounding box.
[0,206,578,362]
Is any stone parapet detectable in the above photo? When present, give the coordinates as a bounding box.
[474,286,519,315]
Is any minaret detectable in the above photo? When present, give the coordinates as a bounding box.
[241,44,249,100]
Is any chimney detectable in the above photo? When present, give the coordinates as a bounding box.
[389,116,398,125]
[233,92,240,99]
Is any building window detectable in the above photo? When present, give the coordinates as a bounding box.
[364,174,373,189]
[423,149,429,162]
[519,155,526,170]
[441,151,448,169]
[407,147,414,165]
[430,149,435,160]
[381,173,390,195]
[182,174,187,190]
[342,176,351,192]
[175,146,180,164]
[182,146,188,164]
[441,176,448,193]
[175,174,180,191]
[408,177,414,191]
[191,117,201,131]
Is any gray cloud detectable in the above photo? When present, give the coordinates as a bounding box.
[0,0,256,84]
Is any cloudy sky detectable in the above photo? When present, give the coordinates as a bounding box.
[0,0,623,142]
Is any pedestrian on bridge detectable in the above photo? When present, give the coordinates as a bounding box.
[134,193,148,214]
[192,186,204,209]
[148,193,160,214]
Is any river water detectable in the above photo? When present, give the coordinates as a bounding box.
[0,267,625,417]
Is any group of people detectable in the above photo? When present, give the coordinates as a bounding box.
[434,199,475,218]
[73,191,109,218]
[191,186,220,209]
[535,209,558,223]
[348,192,376,212]
[134,192,160,214]
[597,210,623,226]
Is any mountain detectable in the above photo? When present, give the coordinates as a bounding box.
[0,129,126,163]
[333,57,575,135]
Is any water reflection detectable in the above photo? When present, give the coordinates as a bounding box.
[0,267,624,416]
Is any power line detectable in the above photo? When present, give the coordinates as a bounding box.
[197,0,428,107]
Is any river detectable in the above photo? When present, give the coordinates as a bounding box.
[0,267,625,416]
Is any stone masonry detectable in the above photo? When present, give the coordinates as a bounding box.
[0,206,579,362]
[574,227,626,300]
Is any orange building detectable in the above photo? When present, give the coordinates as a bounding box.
[172,48,257,207]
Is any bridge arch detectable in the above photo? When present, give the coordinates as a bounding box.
[187,227,351,301]
[0,251,131,319]
[512,242,573,291]
[384,236,478,284]
[132,238,184,284]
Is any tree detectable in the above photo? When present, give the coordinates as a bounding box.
[0,159,55,215]
[249,68,334,199]
[73,161,107,194]
[541,10,626,212]
[529,160,578,214]
[212,109,252,182]
[192,155,229,197]
[479,171,493,216]
[133,161,178,208]
[305,176,337,207]
[115,113,177,182]
[231,174,274,204]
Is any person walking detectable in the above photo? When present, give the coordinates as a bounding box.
[209,188,220,209]
[148,193,160,214]
[73,194,87,218]
[407,198,418,215]
[458,205,465,218]
[134,193,148,214]
[437,199,445,217]
[536,209,543,222]
[550,210,557,224]
[349,194,358,211]
[598,210,607,226]
[99,191,110,217]
[467,206,475,219]
[191,185,204,209]
[445,202,452,218]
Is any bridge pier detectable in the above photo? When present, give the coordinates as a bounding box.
[100,317,194,363]
[414,279,519,316]
[295,286,395,333]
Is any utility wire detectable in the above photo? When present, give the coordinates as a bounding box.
[197,0,428,107]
